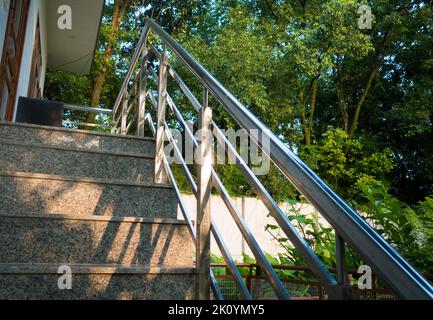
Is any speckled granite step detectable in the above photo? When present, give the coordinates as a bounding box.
[0,264,196,300]
[0,213,194,266]
[0,139,155,183]
[0,172,178,219]
[0,121,155,155]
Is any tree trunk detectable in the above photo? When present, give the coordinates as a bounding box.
[306,78,318,145]
[86,0,131,124]
[349,61,377,136]
[336,76,349,133]
[299,86,309,145]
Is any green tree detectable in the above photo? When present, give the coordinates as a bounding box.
[300,127,394,200]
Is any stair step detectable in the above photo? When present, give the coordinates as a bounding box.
[0,139,155,183]
[0,213,194,266]
[0,121,155,154]
[0,263,196,300]
[0,172,178,219]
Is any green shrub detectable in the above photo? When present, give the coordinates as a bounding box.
[356,177,433,274]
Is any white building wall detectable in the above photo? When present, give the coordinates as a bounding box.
[12,0,48,121]
[177,194,324,261]
[0,0,11,57]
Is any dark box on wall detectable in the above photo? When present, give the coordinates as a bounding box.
[15,97,64,127]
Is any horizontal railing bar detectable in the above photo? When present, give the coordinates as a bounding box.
[145,113,156,136]
[111,100,129,128]
[212,123,336,287]
[149,93,198,222]
[159,64,335,286]
[126,119,133,133]
[211,273,321,287]
[164,122,198,196]
[62,120,109,128]
[148,86,241,300]
[146,113,196,241]
[164,89,294,298]
[149,46,160,59]
[166,94,197,137]
[149,66,159,82]
[163,92,259,299]
[64,104,113,114]
[148,68,198,146]
[161,67,334,287]
[113,98,137,131]
[150,58,333,294]
[215,275,324,289]
[144,18,433,299]
[126,101,135,119]
[211,221,252,300]
[166,94,198,149]
[150,50,201,112]
[211,170,290,300]
[146,90,158,110]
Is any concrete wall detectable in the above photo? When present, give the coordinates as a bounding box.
[177,194,323,261]
[13,0,48,121]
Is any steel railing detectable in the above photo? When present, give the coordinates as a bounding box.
[63,104,112,129]
[110,18,433,300]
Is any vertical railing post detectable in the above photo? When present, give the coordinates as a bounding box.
[111,113,117,134]
[336,233,347,286]
[154,49,168,183]
[196,87,212,300]
[137,47,148,137]
[328,232,360,299]
[121,91,129,135]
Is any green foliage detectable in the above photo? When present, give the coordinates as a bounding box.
[44,71,92,105]
[43,70,102,128]
[214,164,253,197]
[356,177,433,274]
[300,127,394,199]
[210,254,228,276]
[265,199,361,274]
[214,163,298,201]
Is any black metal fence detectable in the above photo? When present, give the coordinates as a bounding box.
[212,263,433,300]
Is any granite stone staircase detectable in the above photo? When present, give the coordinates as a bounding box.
[0,121,196,299]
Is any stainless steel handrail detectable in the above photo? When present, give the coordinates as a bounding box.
[112,24,150,117]
[64,104,113,115]
[146,63,335,287]
[147,82,292,299]
[112,18,433,299]
[146,86,288,299]
[62,120,109,129]
[63,104,112,129]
